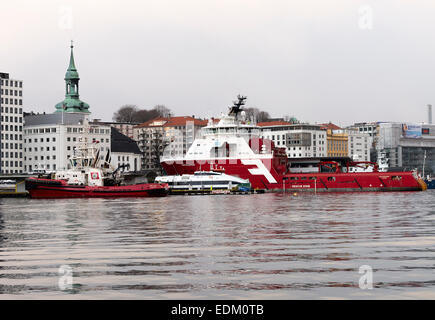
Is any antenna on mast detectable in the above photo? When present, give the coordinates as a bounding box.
[228,94,247,118]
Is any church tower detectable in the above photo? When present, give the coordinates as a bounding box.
[55,42,90,113]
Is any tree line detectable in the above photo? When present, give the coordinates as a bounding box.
[112,104,172,123]
[112,104,271,124]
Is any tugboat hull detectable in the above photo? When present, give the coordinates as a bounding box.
[25,178,169,199]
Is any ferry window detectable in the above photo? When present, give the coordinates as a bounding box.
[327,177,336,182]
[300,177,307,180]
[309,177,316,180]
[290,177,298,180]
[391,176,402,181]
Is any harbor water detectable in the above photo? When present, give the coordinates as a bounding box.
[0,191,434,299]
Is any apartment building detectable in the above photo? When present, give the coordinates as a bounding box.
[257,121,328,158]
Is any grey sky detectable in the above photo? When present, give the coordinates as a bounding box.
[2,0,435,125]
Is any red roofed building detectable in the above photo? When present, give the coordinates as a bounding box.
[319,122,342,131]
[133,116,207,172]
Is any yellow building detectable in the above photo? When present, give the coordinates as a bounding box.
[326,129,348,157]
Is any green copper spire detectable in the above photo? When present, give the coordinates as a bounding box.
[65,40,79,80]
[55,41,90,113]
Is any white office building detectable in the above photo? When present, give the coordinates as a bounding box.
[347,129,371,161]
[258,121,327,158]
[23,113,111,172]
[0,72,24,173]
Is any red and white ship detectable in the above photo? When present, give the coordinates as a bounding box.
[161,96,427,192]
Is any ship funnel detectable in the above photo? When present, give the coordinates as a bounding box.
[428,104,432,124]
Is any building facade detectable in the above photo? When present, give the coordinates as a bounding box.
[92,120,137,139]
[347,122,379,138]
[376,122,435,176]
[0,72,24,173]
[258,121,328,158]
[134,116,207,172]
[347,129,371,161]
[110,127,141,172]
[24,113,111,172]
[347,122,379,161]
[326,129,348,157]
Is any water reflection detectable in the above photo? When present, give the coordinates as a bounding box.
[0,191,434,299]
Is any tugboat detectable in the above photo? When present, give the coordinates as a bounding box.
[25,120,169,199]
[160,95,427,192]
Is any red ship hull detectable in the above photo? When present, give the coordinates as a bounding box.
[25,177,169,199]
[161,159,426,192]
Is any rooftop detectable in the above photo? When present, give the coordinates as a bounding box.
[319,122,341,130]
[257,120,293,127]
[24,112,88,126]
[110,128,141,154]
[135,116,208,129]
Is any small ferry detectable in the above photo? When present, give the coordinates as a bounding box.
[0,180,16,189]
[155,171,251,194]
[0,180,17,195]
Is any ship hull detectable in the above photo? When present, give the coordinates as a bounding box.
[161,159,426,192]
[25,178,169,199]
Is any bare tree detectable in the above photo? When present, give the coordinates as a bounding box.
[134,109,160,123]
[113,104,173,124]
[153,105,171,118]
[257,111,271,122]
[244,107,270,123]
[113,105,139,123]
